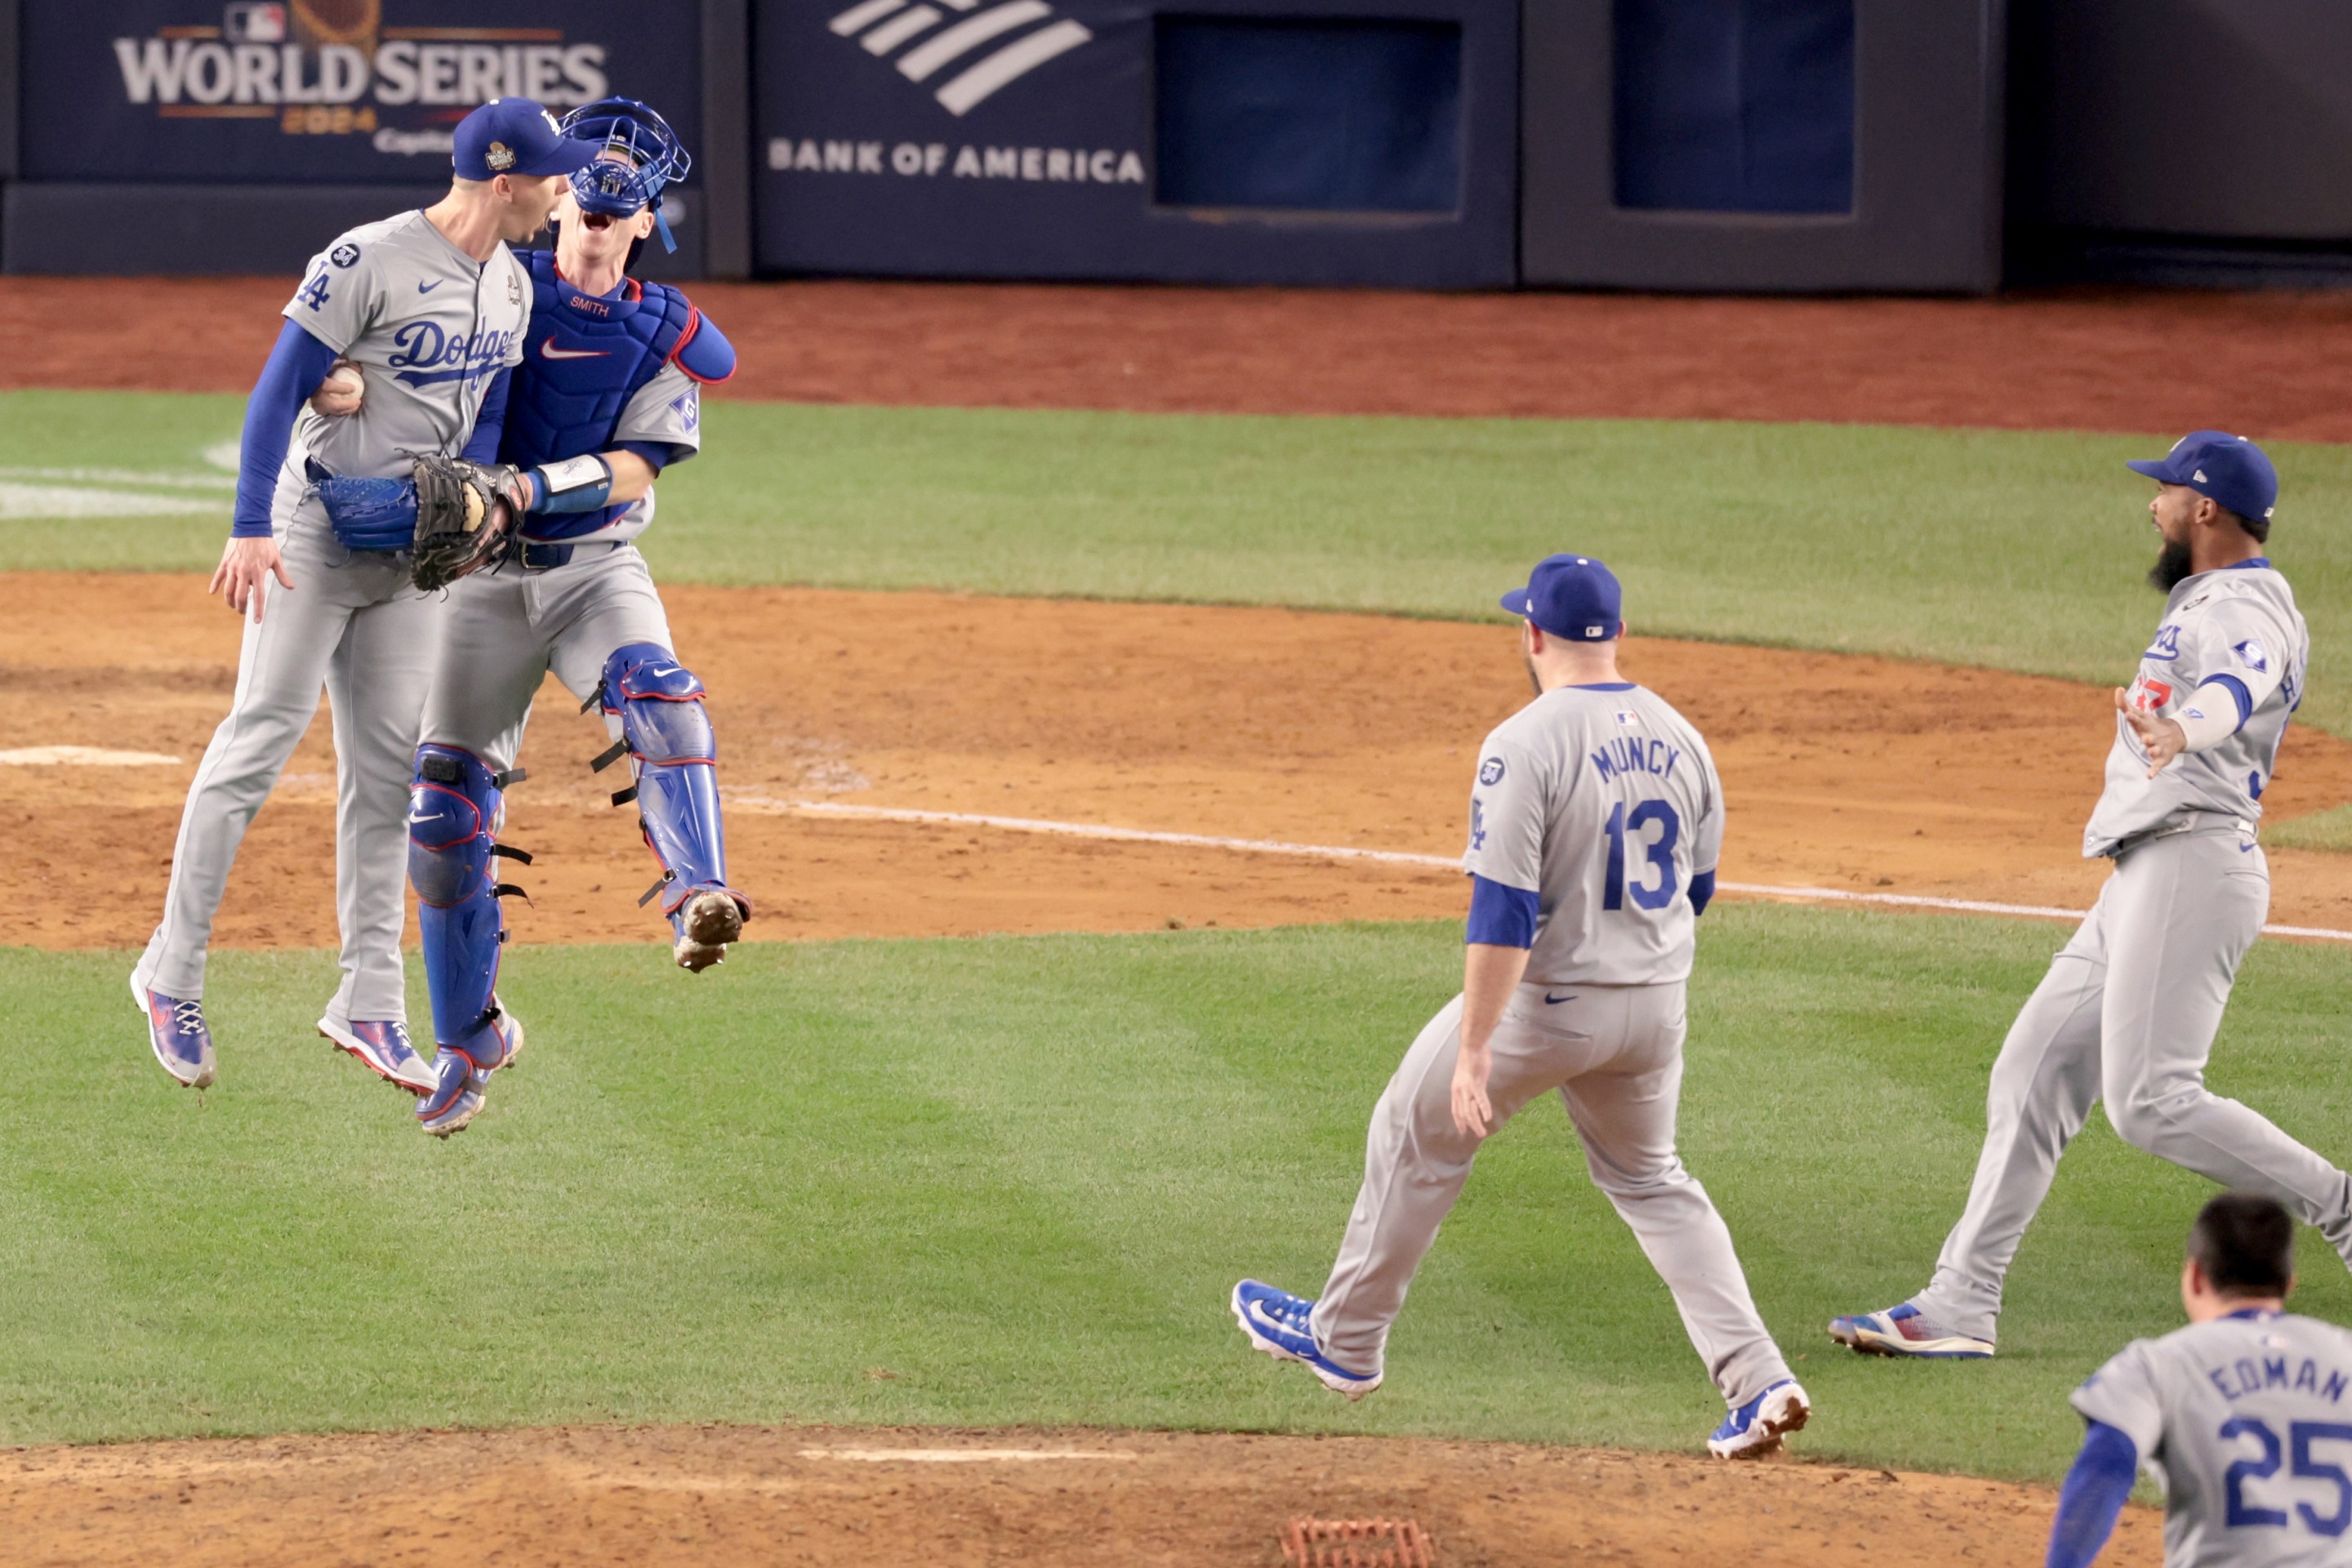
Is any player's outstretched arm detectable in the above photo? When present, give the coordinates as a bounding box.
[2044,1421,2137,1568]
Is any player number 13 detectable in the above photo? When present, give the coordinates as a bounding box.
[1601,799,1681,912]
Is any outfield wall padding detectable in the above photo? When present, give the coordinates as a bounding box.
[752,0,1519,288]
[1521,0,2006,293]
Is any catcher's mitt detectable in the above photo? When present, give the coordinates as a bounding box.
[410,453,519,592]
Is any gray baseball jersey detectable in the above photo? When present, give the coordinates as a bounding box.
[280,209,531,488]
[2086,564,2310,858]
[1463,682,1723,986]
[532,363,704,547]
[2074,1311,2352,1566]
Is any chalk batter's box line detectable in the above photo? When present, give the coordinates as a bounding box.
[739,797,2352,945]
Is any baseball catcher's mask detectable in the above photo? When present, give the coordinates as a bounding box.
[559,96,692,253]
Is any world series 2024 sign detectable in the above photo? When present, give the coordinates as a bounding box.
[18,0,702,182]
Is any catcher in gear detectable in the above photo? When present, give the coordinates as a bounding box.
[311,98,746,1138]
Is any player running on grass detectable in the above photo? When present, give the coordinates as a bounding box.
[1831,434,2352,1361]
[1230,554,1811,1459]
[2044,1192,2352,1568]
[132,100,591,1094]
[311,98,746,1136]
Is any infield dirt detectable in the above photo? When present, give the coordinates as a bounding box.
[9,572,2352,953]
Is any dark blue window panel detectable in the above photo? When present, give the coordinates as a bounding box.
[1613,0,1855,215]
[1154,18,1463,214]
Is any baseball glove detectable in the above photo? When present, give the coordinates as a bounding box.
[409,453,520,592]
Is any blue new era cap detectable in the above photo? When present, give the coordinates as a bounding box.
[2127,430,2278,525]
[452,99,599,181]
[1500,553,1622,641]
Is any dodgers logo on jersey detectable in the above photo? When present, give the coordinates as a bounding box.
[2234,637,2270,674]
[2145,625,2182,662]
[387,320,518,389]
[1478,756,1505,786]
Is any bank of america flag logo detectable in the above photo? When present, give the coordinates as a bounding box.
[828,0,1093,115]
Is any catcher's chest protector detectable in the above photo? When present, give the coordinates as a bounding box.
[502,251,697,522]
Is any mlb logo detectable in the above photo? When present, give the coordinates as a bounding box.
[1614,710,1639,726]
[224,2,287,42]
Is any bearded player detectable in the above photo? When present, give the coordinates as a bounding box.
[315,99,746,1136]
[1831,434,2352,1360]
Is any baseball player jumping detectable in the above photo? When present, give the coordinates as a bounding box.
[132,100,595,1094]
[1833,433,2352,1360]
[312,99,746,1136]
[2044,1192,2352,1568]
[1231,555,1811,1459]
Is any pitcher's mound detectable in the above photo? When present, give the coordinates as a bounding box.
[0,1422,2154,1567]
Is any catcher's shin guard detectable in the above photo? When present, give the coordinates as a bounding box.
[408,744,525,1062]
[593,644,750,965]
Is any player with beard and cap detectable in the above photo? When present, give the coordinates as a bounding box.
[1829,432,2352,1361]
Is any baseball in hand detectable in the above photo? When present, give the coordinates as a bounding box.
[311,360,365,417]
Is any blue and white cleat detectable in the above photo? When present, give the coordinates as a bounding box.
[1828,1303,1995,1359]
[416,1004,523,1138]
[1230,1280,1382,1400]
[319,1018,436,1094]
[1707,1379,1811,1459]
[136,982,216,1089]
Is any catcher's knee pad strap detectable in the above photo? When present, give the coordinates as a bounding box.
[408,744,505,1045]
[599,644,730,915]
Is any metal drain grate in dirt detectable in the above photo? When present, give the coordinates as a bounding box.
[1281,1517,1433,1568]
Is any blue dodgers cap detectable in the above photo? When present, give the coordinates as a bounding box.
[1499,553,1622,641]
[452,98,599,181]
[2127,430,2278,526]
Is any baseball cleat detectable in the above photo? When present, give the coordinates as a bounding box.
[318,1018,435,1094]
[416,1005,524,1138]
[138,984,216,1089]
[1230,1280,1382,1400]
[672,887,746,973]
[1828,1303,1995,1359]
[1708,1379,1811,1459]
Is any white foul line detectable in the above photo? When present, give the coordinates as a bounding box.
[743,799,2352,944]
[798,1448,1138,1463]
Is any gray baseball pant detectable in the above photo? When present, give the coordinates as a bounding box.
[136,516,437,1026]
[1312,981,1795,1406]
[1913,823,2352,1343]
[416,542,673,768]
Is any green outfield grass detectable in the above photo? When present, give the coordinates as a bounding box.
[4,905,2347,1478]
[4,389,2347,736]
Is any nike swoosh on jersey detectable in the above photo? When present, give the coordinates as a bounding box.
[540,336,612,360]
[1544,992,1576,1004]
[416,279,442,293]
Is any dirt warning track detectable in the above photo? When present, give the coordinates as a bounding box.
[7,573,2350,953]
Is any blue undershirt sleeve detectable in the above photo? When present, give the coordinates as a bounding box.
[2045,1422,2138,1568]
[1466,875,1539,948]
[233,320,341,538]
[1690,869,1717,917]
[618,439,675,473]
[461,367,513,465]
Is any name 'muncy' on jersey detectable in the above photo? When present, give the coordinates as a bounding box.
[2087,561,2310,858]
[1463,682,1723,986]
[2074,1311,2352,1568]
[274,210,531,502]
